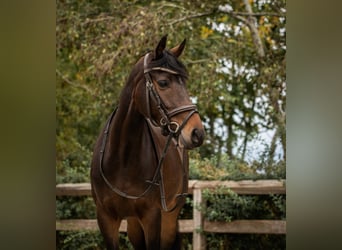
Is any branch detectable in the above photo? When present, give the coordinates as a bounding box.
[157,2,187,11]
[168,6,284,26]
[169,12,214,25]
[224,11,285,17]
[241,0,265,58]
[186,58,211,65]
[56,69,95,95]
[83,16,116,25]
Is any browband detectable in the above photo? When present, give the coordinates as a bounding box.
[143,52,181,75]
[144,67,179,75]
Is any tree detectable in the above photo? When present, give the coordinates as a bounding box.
[56,0,286,181]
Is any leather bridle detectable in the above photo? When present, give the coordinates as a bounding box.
[143,52,198,136]
[99,52,198,212]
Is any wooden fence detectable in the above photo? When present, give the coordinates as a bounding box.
[56,180,286,249]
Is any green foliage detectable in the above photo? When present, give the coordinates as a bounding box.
[189,151,286,181]
[202,188,247,222]
[56,195,101,250]
[200,187,285,221]
[189,155,231,180]
[56,231,134,250]
[56,197,96,220]
[205,233,285,250]
[188,152,285,249]
[57,231,104,250]
[56,0,286,172]
[198,187,286,249]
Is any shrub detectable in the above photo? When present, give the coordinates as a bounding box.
[197,186,286,249]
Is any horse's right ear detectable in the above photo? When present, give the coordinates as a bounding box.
[170,39,186,58]
[154,35,167,60]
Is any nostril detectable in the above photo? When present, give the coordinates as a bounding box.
[191,128,204,146]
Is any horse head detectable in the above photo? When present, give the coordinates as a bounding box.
[134,35,205,149]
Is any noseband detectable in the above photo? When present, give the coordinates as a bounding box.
[143,53,198,136]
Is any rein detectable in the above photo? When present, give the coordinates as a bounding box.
[99,52,198,212]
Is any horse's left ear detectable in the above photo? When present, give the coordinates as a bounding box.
[155,35,168,60]
[170,39,186,58]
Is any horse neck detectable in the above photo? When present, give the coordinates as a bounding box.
[111,93,146,153]
[106,65,152,168]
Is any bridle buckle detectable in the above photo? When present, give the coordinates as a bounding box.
[168,121,180,134]
[160,117,167,126]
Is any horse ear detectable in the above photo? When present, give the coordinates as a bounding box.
[155,35,168,60]
[170,39,186,58]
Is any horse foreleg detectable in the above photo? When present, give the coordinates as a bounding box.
[140,209,161,250]
[96,207,121,250]
[127,217,146,250]
[160,209,182,250]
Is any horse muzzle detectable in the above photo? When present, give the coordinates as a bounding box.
[178,113,205,149]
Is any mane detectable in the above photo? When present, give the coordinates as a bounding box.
[118,57,144,109]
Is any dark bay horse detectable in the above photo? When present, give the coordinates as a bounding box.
[90,35,205,250]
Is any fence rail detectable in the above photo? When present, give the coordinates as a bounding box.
[56,180,286,249]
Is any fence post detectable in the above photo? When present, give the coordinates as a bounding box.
[193,187,206,250]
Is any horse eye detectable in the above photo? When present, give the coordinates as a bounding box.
[157,80,169,88]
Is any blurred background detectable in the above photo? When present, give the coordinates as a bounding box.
[56,0,286,181]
